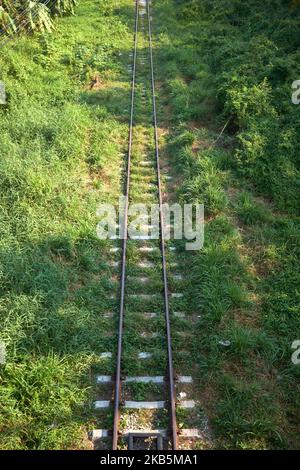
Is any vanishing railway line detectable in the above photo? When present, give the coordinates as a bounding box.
[112,0,178,450]
[89,0,205,450]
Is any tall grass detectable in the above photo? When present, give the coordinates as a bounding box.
[0,0,132,449]
[154,0,300,449]
[166,0,300,215]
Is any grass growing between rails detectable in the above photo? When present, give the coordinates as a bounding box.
[151,0,300,450]
[1,0,299,451]
[0,0,135,449]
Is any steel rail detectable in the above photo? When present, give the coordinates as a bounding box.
[112,0,139,451]
[146,0,178,450]
[113,0,178,450]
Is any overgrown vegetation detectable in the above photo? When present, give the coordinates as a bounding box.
[153,0,300,449]
[0,0,299,451]
[0,0,132,449]
[168,0,300,214]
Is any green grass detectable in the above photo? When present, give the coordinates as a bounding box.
[151,0,300,450]
[0,0,299,451]
[0,0,134,450]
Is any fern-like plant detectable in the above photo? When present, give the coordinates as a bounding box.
[52,0,77,15]
[27,1,53,32]
[0,0,77,37]
[0,5,17,34]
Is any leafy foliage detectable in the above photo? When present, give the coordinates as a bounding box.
[0,0,77,35]
[172,0,300,214]
[156,0,300,449]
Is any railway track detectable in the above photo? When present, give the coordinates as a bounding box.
[89,0,206,450]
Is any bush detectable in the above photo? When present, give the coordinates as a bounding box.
[173,0,300,215]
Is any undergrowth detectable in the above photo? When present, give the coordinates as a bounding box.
[153,0,300,450]
[0,0,133,449]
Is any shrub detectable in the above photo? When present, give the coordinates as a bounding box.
[173,0,300,215]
